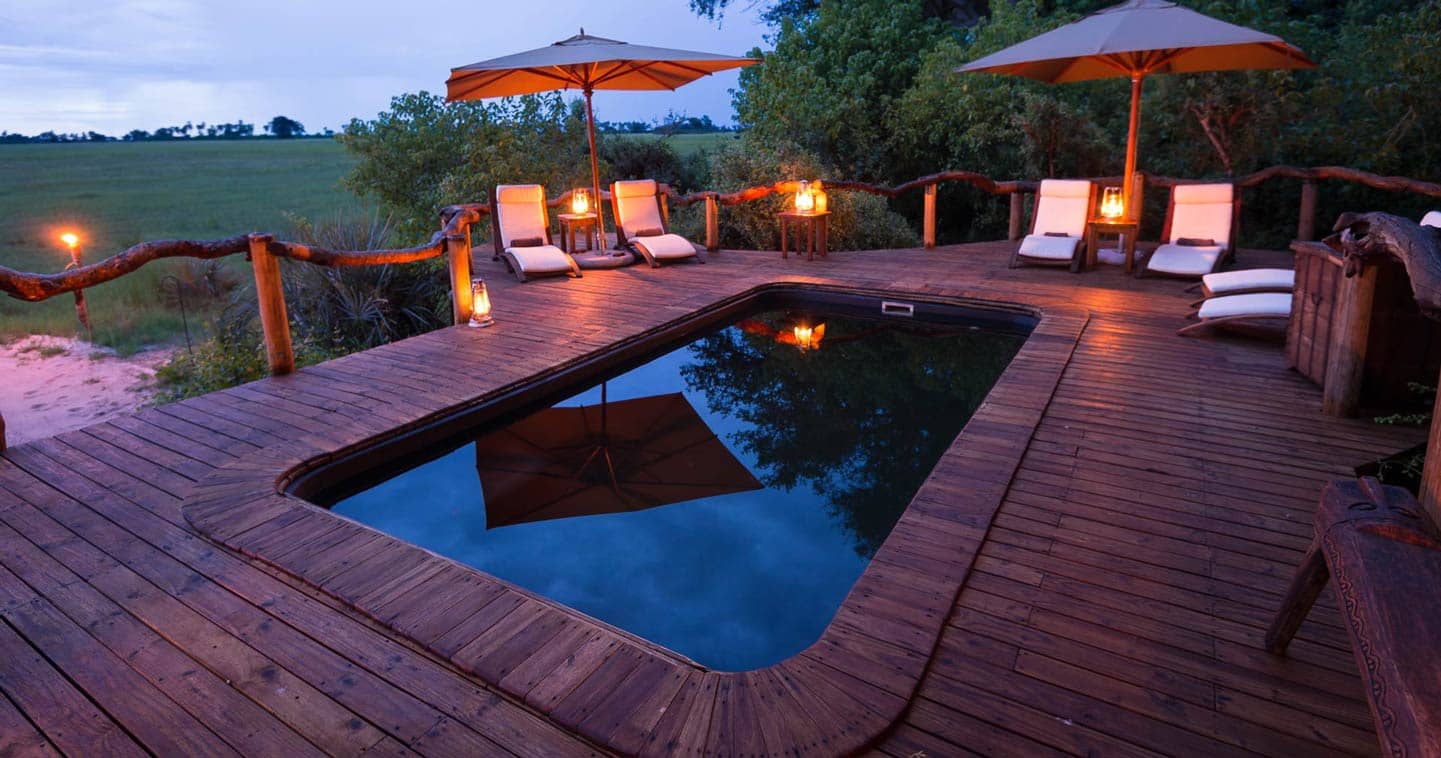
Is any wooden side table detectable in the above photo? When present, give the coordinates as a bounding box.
[1085,218,1139,273]
[779,211,830,261]
[557,213,598,253]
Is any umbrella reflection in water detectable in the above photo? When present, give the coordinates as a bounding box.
[474,385,761,528]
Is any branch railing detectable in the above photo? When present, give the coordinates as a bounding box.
[0,162,1437,426]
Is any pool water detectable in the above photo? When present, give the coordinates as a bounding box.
[327,305,1025,670]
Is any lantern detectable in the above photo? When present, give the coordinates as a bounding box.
[812,181,828,213]
[1100,186,1125,220]
[571,188,591,215]
[794,180,815,213]
[469,278,494,327]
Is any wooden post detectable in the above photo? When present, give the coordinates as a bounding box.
[1009,192,1025,242]
[705,195,719,253]
[1421,379,1441,527]
[923,183,937,249]
[445,223,474,325]
[1299,180,1318,241]
[1321,261,1379,417]
[0,411,6,452]
[248,234,294,376]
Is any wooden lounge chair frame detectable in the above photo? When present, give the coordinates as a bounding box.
[610,180,703,268]
[489,188,582,282]
[1010,181,1097,273]
[1139,184,1242,279]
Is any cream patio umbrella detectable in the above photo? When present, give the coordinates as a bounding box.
[447,31,758,236]
[958,0,1314,213]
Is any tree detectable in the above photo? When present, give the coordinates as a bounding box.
[339,91,593,238]
[266,115,306,139]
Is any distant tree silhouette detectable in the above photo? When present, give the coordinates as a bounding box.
[265,115,305,139]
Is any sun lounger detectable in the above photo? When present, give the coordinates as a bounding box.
[1011,179,1094,271]
[1141,183,1239,278]
[611,179,701,267]
[1423,210,1441,228]
[1193,268,1295,299]
[490,184,582,282]
[1178,291,1292,336]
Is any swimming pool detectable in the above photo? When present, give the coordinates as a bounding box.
[316,294,1027,670]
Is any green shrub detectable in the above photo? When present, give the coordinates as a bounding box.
[690,137,918,251]
[155,211,452,401]
[599,136,709,192]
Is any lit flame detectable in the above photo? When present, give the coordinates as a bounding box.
[469,279,494,327]
[1099,187,1124,220]
[60,232,80,249]
[571,188,591,215]
[795,180,814,213]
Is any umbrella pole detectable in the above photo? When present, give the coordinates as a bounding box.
[583,87,607,245]
[1122,74,1144,215]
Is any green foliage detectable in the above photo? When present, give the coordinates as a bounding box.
[155,212,452,401]
[339,92,594,239]
[684,136,919,251]
[599,135,709,192]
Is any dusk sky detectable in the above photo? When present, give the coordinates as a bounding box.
[0,0,768,136]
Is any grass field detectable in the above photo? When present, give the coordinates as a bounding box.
[0,133,731,353]
[0,139,358,352]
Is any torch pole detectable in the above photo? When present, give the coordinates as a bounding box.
[65,244,92,334]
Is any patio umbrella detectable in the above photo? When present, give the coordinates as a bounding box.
[958,0,1314,212]
[447,31,758,235]
[473,388,761,528]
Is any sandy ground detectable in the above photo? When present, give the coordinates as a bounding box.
[0,335,176,448]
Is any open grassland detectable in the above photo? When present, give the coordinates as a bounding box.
[0,139,358,352]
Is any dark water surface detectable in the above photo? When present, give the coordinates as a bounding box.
[330,307,1023,670]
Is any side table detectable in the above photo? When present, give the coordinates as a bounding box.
[1085,218,1139,273]
[779,211,830,261]
[557,213,598,254]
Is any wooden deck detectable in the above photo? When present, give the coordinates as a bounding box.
[0,240,1423,756]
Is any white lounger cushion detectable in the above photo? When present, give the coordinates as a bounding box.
[1422,210,1441,228]
[1169,183,1234,246]
[1197,292,1292,320]
[614,179,667,235]
[504,244,575,273]
[1148,243,1225,275]
[1201,268,1295,295]
[495,184,549,243]
[1018,233,1081,260]
[1032,179,1092,236]
[632,233,698,260]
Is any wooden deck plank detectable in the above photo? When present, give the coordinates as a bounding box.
[0,241,1420,755]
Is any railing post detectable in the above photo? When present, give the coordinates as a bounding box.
[445,222,474,325]
[1009,192,1025,241]
[923,183,937,249]
[248,233,294,376]
[1298,179,1318,241]
[705,194,720,253]
[0,411,6,452]
[1321,260,1379,417]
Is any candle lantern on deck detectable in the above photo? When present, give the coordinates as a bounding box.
[1100,186,1125,220]
[469,278,494,327]
[571,187,592,215]
[794,180,815,213]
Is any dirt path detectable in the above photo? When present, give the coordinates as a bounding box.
[0,335,176,448]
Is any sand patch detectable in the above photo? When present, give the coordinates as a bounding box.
[0,335,176,448]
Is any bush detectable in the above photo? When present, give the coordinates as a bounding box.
[688,136,919,251]
[155,212,452,401]
[599,136,709,192]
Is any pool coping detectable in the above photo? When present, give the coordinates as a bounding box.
[182,282,1089,755]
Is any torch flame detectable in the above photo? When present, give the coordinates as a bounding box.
[60,232,80,249]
